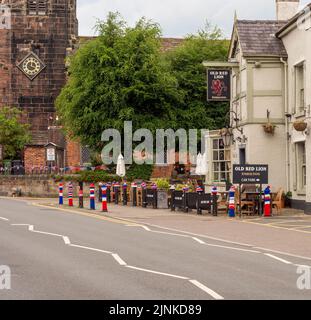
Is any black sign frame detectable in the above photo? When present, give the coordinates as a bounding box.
[207,69,231,101]
[233,165,269,185]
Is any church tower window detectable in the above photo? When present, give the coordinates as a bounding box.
[28,0,47,16]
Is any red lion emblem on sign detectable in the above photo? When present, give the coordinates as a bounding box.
[212,79,227,97]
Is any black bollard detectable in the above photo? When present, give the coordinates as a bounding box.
[79,182,84,209]
[132,183,137,207]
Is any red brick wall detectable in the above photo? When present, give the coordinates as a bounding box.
[66,139,81,167]
[24,146,45,173]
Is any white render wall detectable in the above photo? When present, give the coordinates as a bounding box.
[281,25,311,203]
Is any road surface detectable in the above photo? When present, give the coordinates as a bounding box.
[0,198,310,300]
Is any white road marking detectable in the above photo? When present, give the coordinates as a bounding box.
[189,280,224,300]
[112,254,127,266]
[62,236,71,245]
[69,244,113,255]
[192,237,206,244]
[32,230,63,237]
[126,265,189,280]
[264,253,292,265]
[151,230,189,238]
[0,217,9,221]
[205,243,261,254]
[254,247,311,261]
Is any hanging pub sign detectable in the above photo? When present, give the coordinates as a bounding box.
[207,69,231,101]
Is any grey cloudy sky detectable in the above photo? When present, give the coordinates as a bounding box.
[77,0,310,38]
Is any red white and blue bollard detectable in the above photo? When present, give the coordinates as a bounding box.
[90,183,96,210]
[101,184,108,212]
[59,183,64,205]
[228,186,236,218]
[264,186,272,217]
[68,182,74,207]
[196,185,204,193]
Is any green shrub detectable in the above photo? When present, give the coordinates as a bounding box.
[52,164,154,183]
[156,178,170,190]
[126,164,154,182]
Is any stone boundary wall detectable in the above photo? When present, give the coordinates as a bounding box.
[0,176,96,198]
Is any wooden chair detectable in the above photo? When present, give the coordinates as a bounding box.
[235,188,256,216]
[272,188,284,214]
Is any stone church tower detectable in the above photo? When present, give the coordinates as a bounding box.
[0,0,78,171]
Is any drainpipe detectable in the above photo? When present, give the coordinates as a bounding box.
[280,57,290,192]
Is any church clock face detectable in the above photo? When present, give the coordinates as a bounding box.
[22,57,41,76]
[17,52,46,80]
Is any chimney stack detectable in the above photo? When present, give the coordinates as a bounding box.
[276,0,300,20]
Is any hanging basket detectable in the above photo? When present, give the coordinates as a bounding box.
[293,120,307,132]
[263,123,276,134]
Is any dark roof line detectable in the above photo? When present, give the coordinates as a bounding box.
[235,19,288,58]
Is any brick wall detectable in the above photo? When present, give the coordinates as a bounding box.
[66,139,81,167]
[24,146,45,173]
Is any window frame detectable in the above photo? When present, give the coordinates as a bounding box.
[212,138,231,183]
[294,61,306,116]
[28,0,48,16]
[295,142,306,195]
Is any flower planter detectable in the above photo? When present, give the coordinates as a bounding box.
[263,123,275,134]
[293,121,307,132]
[157,189,169,209]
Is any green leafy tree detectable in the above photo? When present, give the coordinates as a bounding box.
[56,12,182,151]
[164,23,230,130]
[0,107,31,160]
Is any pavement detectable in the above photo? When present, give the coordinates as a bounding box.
[0,197,311,300]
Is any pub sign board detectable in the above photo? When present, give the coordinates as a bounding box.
[233,165,269,184]
[207,69,231,101]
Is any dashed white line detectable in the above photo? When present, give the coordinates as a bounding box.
[0,217,9,221]
[112,254,127,266]
[192,237,206,244]
[151,230,189,238]
[69,244,113,254]
[253,247,311,261]
[189,280,224,300]
[205,243,261,254]
[264,253,292,265]
[62,236,71,245]
[126,265,189,280]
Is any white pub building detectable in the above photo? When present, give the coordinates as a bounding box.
[204,0,311,213]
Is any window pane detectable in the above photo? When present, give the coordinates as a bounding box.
[213,140,218,149]
[214,173,219,182]
[219,151,225,161]
[213,151,219,161]
[219,139,225,149]
[213,163,220,171]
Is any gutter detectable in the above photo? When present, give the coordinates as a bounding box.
[280,57,290,193]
